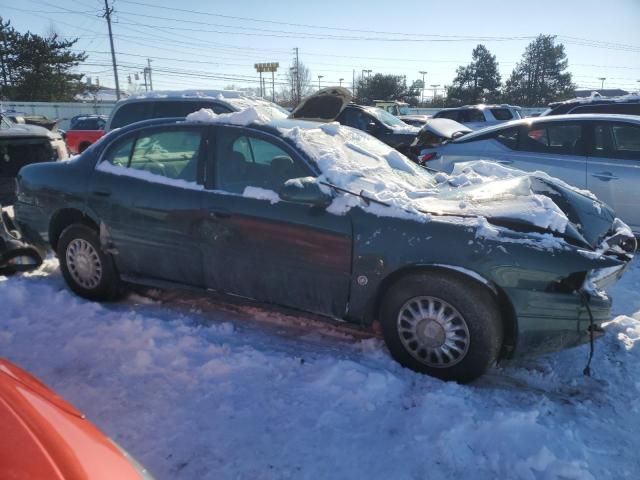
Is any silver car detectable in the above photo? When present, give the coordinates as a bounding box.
[419,114,640,234]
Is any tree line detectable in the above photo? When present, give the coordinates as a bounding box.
[353,35,575,108]
[0,17,87,102]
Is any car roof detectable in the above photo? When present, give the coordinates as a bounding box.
[438,104,521,111]
[548,93,640,107]
[454,113,640,142]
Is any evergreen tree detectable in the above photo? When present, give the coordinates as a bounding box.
[0,17,87,101]
[446,44,501,106]
[356,73,418,105]
[502,35,574,107]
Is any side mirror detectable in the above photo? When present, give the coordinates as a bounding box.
[366,122,378,133]
[278,178,332,207]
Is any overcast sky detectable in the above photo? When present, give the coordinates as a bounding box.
[2,0,639,97]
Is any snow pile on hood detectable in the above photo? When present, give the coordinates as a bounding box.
[280,124,573,233]
[186,107,271,126]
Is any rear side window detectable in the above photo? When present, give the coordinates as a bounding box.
[130,130,203,182]
[152,101,232,119]
[71,118,105,130]
[490,108,513,121]
[104,137,134,166]
[593,123,640,160]
[434,110,459,121]
[464,109,485,123]
[109,102,152,129]
[571,103,640,115]
[520,123,583,155]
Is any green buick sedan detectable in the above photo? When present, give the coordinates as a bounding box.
[14,109,636,382]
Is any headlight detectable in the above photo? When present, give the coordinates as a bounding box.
[582,265,627,299]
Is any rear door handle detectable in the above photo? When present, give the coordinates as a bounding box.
[92,190,111,197]
[208,210,231,219]
[591,172,619,181]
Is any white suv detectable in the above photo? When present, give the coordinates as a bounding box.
[432,104,522,130]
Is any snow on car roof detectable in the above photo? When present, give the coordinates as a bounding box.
[183,108,587,236]
[550,91,640,106]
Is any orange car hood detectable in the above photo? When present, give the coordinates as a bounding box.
[0,359,149,480]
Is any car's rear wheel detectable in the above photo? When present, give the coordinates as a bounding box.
[57,224,123,301]
[380,272,502,383]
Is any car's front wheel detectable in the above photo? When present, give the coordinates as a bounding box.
[57,224,123,301]
[380,272,502,383]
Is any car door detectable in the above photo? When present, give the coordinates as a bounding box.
[492,121,589,188]
[88,125,208,286]
[200,125,353,318]
[586,121,640,232]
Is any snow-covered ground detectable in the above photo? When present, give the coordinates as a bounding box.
[2,257,640,479]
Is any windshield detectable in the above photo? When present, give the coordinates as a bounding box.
[281,122,435,196]
[367,107,408,127]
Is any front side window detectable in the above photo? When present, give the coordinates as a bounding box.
[102,129,202,182]
[369,108,406,127]
[593,123,640,160]
[339,109,375,131]
[216,129,309,194]
[490,108,513,121]
[520,123,583,155]
[494,127,519,150]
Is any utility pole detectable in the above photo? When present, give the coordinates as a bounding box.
[419,71,427,105]
[318,75,323,90]
[352,69,356,97]
[294,47,300,104]
[102,0,121,100]
[146,58,153,90]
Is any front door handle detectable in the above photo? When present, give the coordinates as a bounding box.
[591,172,619,181]
[92,190,111,197]
[496,159,513,165]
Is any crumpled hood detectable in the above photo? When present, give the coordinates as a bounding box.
[415,161,623,249]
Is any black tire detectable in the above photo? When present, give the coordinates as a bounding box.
[380,272,502,383]
[57,224,123,301]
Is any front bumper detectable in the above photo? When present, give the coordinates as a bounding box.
[506,288,612,358]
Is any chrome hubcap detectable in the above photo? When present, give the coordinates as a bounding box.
[397,296,470,368]
[66,239,102,289]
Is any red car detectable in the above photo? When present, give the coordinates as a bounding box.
[64,115,107,154]
[0,358,153,479]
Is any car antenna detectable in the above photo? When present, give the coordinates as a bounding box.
[579,291,596,376]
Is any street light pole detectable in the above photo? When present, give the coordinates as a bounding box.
[598,77,606,90]
[419,70,427,105]
[339,78,344,86]
[318,75,324,90]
